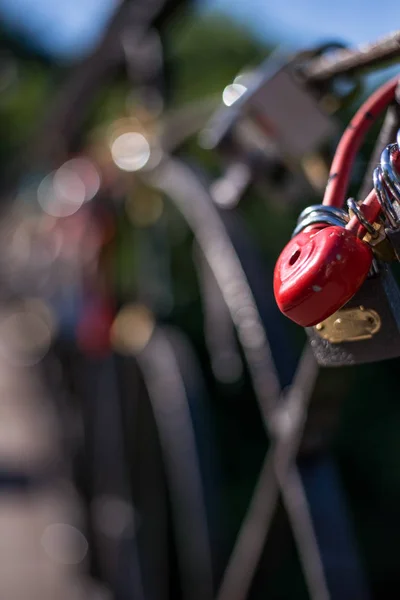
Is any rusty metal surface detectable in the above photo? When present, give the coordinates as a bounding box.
[305,30,400,82]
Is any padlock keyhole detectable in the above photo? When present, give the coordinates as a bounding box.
[289,249,301,266]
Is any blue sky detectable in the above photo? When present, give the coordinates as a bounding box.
[0,0,119,59]
[200,0,400,47]
[0,0,398,59]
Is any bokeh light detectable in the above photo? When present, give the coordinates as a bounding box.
[0,299,56,366]
[41,523,88,565]
[222,82,247,107]
[92,496,136,539]
[111,304,155,355]
[37,158,100,218]
[111,132,151,172]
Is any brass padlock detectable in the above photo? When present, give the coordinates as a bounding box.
[306,264,400,366]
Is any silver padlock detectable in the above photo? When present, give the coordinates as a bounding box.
[200,48,339,205]
[202,50,337,156]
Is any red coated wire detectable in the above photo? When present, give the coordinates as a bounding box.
[323,75,400,220]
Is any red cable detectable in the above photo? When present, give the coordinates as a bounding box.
[323,75,400,212]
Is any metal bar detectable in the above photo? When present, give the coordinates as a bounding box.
[305,30,400,82]
[216,346,326,600]
[148,159,329,600]
[193,245,244,384]
[148,158,283,415]
[75,355,147,599]
[137,327,214,600]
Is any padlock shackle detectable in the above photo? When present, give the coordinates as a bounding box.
[346,188,380,235]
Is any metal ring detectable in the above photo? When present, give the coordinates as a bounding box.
[373,166,399,228]
[380,143,400,203]
[346,198,376,235]
[292,212,348,237]
[396,128,400,150]
[297,204,349,223]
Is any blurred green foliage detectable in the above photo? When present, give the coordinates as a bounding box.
[165,12,266,105]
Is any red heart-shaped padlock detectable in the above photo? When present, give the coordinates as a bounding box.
[274,226,373,327]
